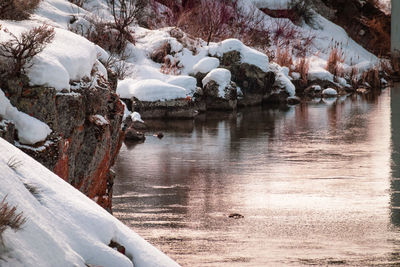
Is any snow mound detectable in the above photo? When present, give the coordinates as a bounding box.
[0,89,51,145]
[209,39,269,72]
[193,57,220,74]
[117,79,187,101]
[202,68,232,98]
[166,75,197,95]
[131,112,144,123]
[0,137,179,267]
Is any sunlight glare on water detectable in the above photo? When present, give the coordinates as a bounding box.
[113,89,400,266]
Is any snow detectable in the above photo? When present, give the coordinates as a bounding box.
[117,79,187,101]
[166,75,197,95]
[130,112,144,123]
[0,89,52,145]
[269,63,296,96]
[209,39,269,72]
[202,68,232,98]
[192,57,220,74]
[322,88,338,97]
[0,137,179,267]
[91,114,109,126]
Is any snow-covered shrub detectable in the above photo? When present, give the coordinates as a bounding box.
[0,24,55,79]
[0,196,26,237]
[0,0,40,20]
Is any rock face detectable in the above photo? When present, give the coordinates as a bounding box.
[217,51,276,106]
[201,80,237,110]
[0,74,125,212]
[125,96,198,119]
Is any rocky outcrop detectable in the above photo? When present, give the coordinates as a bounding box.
[0,74,125,212]
[200,80,237,110]
[217,51,276,106]
[125,96,198,119]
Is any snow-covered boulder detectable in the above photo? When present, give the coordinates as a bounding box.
[0,89,51,145]
[201,69,237,110]
[117,79,187,101]
[193,57,220,74]
[209,39,269,72]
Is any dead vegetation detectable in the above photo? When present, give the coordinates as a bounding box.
[0,0,40,21]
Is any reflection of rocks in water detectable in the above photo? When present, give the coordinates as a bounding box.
[144,119,195,133]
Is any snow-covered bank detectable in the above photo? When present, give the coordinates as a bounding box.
[0,137,179,267]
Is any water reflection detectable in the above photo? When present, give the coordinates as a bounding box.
[113,90,400,266]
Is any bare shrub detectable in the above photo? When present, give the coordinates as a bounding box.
[176,0,237,45]
[275,47,293,68]
[107,0,146,50]
[294,57,310,85]
[0,196,26,236]
[361,65,381,90]
[103,51,132,80]
[0,0,40,21]
[349,65,359,88]
[326,47,345,78]
[160,55,181,75]
[0,25,55,77]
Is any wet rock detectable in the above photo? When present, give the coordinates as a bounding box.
[155,132,164,139]
[201,80,237,110]
[125,127,145,141]
[228,213,244,219]
[287,96,301,105]
[132,97,198,119]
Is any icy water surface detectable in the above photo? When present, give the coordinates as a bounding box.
[113,89,400,266]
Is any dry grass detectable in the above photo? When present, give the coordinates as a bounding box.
[0,196,26,236]
[326,47,345,77]
[275,47,293,68]
[0,0,40,20]
[361,65,381,90]
[294,57,310,84]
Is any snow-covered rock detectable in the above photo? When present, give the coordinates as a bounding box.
[0,89,51,145]
[117,79,187,101]
[209,39,269,72]
[202,68,232,98]
[193,57,220,74]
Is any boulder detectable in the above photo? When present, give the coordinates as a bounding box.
[131,97,198,119]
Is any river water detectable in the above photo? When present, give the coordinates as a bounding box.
[113,88,400,266]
